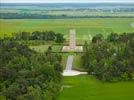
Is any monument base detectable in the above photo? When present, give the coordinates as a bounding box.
[62,46,83,52]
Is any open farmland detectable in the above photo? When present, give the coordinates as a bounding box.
[1,9,134,17]
[0,18,134,41]
[1,3,134,19]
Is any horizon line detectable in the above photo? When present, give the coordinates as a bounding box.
[1,1,134,4]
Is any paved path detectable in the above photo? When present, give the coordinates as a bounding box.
[65,55,74,71]
[62,55,87,76]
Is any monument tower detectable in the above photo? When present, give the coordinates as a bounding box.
[70,29,76,49]
[62,29,83,52]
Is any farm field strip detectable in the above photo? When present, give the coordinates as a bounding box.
[0,18,134,40]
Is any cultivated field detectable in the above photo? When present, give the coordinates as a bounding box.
[0,18,134,42]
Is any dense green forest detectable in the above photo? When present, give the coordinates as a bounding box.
[82,32,134,81]
[0,32,64,99]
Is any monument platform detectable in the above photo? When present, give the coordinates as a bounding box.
[62,46,83,52]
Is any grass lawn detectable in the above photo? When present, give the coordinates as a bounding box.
[61,54,69,69]
[52,45,62,52]
[30,45,50,53]
[58,75,134,100]
[0,18,134,43]
[61,53,81,69]
[73,54,86,71]
[30,44,62,53]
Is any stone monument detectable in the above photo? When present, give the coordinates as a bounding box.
[69,29,76,49]
[62,29,83,52]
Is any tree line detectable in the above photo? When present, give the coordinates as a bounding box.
[1,13,134,19]
[82,32,134,82]
[0,40,63,100]
[2,31,65,43]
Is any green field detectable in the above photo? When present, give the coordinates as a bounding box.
[0,18,134,41]
[30,45,50,53]
[30,45,62,53]
[58,75,134,100]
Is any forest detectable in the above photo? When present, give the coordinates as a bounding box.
[0,31,64,100]
[82,32,134,81]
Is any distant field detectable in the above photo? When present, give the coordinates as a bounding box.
[1,9,133,17]
[0,18,134,41]
[58,75,134,100]
[1,3,134,19]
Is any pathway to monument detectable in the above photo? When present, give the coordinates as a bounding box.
[65,55,74,71]
[62,55,87,76]
[62,29,86,76]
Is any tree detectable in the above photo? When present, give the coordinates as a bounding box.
[92,34,104,43]
[107,32,119,42]
[3,83,20,100]
[17,44,34,58]
[20,86,45,100]
[13,32,30,40]
[55,33,64,43]
[46,31,56,41]
[31,31,42,40]
[47,46,52,53]
[83,33,134,81]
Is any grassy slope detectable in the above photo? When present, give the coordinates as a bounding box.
[73,54,86,71]
[58,75,134,100]
[0,18,134,40]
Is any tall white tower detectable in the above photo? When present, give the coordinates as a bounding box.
[69,29,76,49]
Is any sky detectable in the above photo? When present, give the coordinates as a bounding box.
[1,0,134,3]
